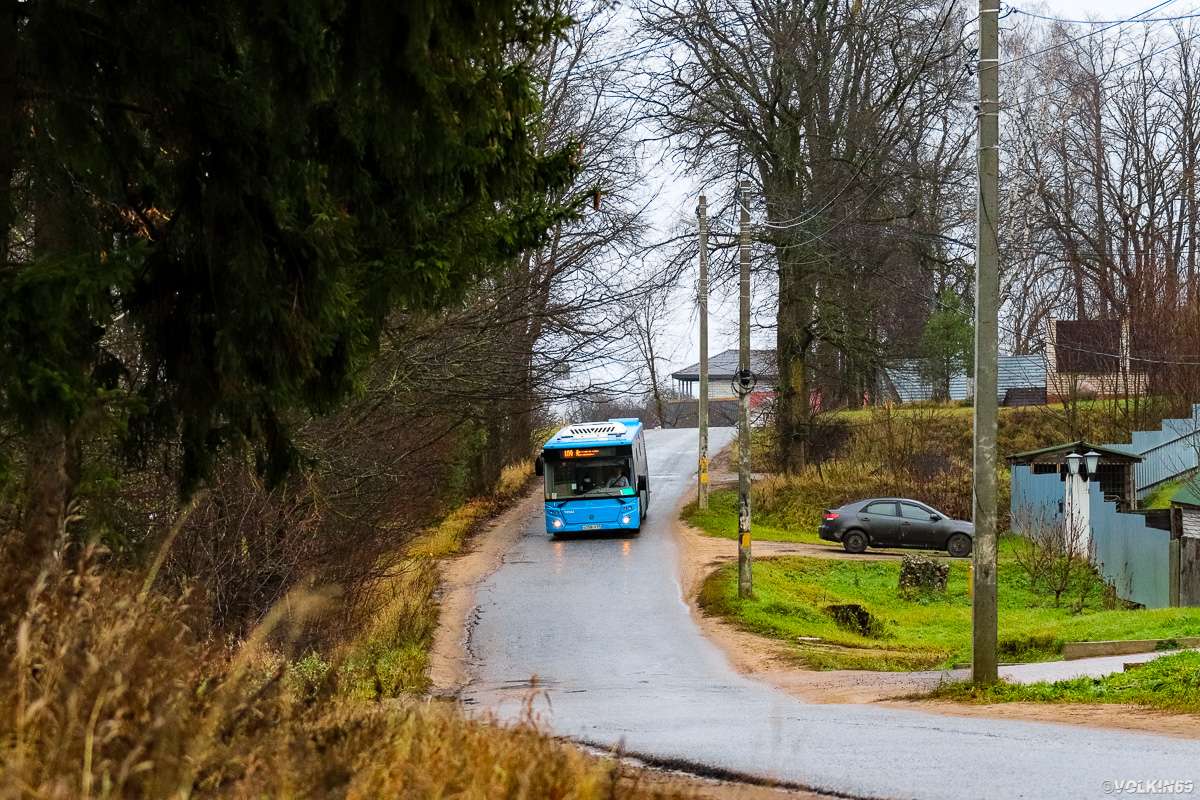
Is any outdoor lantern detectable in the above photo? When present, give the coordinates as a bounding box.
[1084,450,1101,480]
[1065,452,1082,476]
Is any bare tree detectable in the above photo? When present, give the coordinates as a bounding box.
[1000,17,1200,423]
[630,291,681,427]
[639,0,973,470]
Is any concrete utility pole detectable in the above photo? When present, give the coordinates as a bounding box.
[972,0,1000,685]
[737,180,753,599]
[698,195,710,510]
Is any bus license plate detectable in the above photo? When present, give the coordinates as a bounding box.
[581,524,601,530]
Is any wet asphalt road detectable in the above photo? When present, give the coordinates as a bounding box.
[463,428,1200,800]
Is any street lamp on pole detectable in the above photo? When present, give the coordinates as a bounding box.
[1064,451,1091,556]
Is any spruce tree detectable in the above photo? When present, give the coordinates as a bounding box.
[0,0,578,607]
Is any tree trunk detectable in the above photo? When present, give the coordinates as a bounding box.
[776,252,814,473]
[0,0,17,268]
[2,420,77,621]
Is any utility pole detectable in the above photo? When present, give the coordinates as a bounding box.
[972,0,1000,685]
[737,180,753,599]
[698,194,710,509]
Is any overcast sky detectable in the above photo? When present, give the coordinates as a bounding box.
[646,0,1200,382]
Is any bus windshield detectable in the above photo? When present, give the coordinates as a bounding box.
[545,456,635,500]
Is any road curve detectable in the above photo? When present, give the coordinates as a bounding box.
[463,428,1200,800]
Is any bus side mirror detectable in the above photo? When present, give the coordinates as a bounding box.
[637,475,648,491]
[535,455,544,477]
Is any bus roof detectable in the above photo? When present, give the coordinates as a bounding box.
[543,418,643,449]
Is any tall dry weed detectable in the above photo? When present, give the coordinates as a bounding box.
[0,550,687,800]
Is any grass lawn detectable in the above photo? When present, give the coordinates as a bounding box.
[682,487,827,544]
[922,651,1200,713]
[699,549,1200,671]
[1142,477,1187,509]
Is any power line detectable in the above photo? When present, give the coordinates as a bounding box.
[1000,0,1179,67]
[754,202,1200,368]
[1004,26,1200,109]
[1003,1,1200,26]
[1003,2,1200,26]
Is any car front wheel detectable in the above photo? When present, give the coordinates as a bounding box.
[842,529,868,554]
[946,533,971,558]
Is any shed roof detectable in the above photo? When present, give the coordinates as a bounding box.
[883,354,1045,404]
[1171,481,1200,508]
[883,360,971,403]
[1007,440,1142,464]
[999,354,1047,391]
[671,348,777,382]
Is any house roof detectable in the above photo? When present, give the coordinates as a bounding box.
[1171,481,1200,508]
[999,354,1047,391]
[882,354,1046,404]
[671,348,778,382]
[1007,440,1142,465]
[883,360,971,403]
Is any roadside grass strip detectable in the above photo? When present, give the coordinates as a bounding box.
[923,651,1200,712]
[338,460,534,697]
[682,488,820,544]
[699,555,1200,671]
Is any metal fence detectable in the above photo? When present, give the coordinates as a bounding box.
[1088,482,1171,608]
[1010,468,1170,608]
[1103,403,1200,500]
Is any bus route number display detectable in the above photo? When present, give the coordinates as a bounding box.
[546,446,619,461]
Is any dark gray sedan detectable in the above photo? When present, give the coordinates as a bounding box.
[818,498,973,557]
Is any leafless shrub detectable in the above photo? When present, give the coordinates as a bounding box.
[1010,507,1094,607]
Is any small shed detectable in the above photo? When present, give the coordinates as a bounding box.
[1170,482,1200,607]
[1008,441,1142,509]
[1173,482,1200,530]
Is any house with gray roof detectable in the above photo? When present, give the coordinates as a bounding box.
[670,348,777,400]
[881,354,1047,405]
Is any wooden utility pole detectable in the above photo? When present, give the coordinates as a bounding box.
[698,194,710,509]
[972,0,1000,684]
[737,180,753,599]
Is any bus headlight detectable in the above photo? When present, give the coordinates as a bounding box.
[622,515,632,524]
[552,518,563,529]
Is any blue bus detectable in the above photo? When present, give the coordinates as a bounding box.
[535,418,650,535]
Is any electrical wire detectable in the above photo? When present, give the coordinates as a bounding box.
[1004,26,1200,109]
[1003,2,1200,26]
[748,201,1200,367]
[1000,0,1179,67]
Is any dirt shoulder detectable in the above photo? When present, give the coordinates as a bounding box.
[428,488,543,694]
[672,487,1200,741]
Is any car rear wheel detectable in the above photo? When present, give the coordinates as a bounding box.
[946,533,971,558]
[842,529,868,554]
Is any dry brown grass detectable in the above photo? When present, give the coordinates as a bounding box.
[329,460,536,699]
[410,460,532,559]
[0,546,689,800]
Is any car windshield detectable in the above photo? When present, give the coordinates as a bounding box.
[545,457,634,500]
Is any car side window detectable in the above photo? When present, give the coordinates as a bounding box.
[900,503,930,520]
[865,501,897,516]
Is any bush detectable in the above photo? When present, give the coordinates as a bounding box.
[1009,511,1102,607]
[824,603,887,637]
[898,554,949,597]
